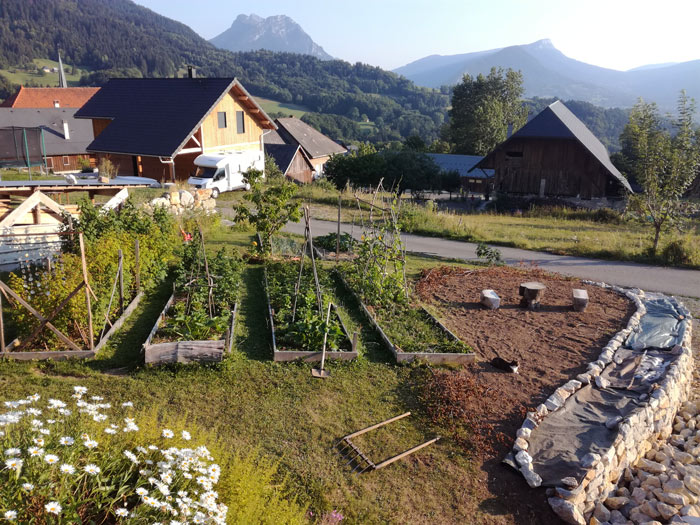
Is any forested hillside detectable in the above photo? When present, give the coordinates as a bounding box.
[0,0,447,142]
[0,0,631,148]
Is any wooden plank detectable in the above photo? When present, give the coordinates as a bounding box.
[227,302,238,354]
[78,233,94,350]
[143,292,175,350]
[343,412,411,440]
[0,350,95,361]
[145,340,224,365]
[374,437,441,471]
[263,269,278,353]
[94,291,144,354]
[0,191,66,229]
[0,281,82,351]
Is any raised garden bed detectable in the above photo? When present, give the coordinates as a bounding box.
[264,261,357,362]
[143,290,236,365]
[336,270,475,364]
[143,234,242,365]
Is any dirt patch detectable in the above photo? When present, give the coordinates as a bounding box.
[415,265,635,524]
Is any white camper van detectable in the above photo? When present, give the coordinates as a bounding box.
[187,151,264,198]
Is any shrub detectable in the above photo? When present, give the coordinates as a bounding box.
[475,242,503,265]
[661,238,696,266]
[314,232,354,253]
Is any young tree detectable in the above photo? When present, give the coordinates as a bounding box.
[624,92,700,254]
[264,154,285,183]
[448,67,527,155]
[235,169,302,254]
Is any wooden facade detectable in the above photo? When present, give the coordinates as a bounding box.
[286,150,314,184]
[491,138,623,199]
[200,92,264,154]
[45,153,95,173]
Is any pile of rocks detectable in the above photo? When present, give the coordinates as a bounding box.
[146,189,217,215]
[594,397,700,525]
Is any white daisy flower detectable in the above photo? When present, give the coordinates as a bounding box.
[115,508,129,517]
[3,510,17,521]
[104,428,117,434]
[84,439,98,449]
[33,438,44,446]
[28,446,44,457]
[47,399,66,409]
[44,454,59,465]
[39,428,50,435]
[60,464,75,474]
[161,429,174,439]
[44,501,62,515]
[59,436,74,446]
[73,386,87,395]
[4,448,20,456]
[84,464,100,475]
[21,483,34,491]
[136,487,148,496]
[28,393,40,401]
[181,430,191,441]
[121,401,133,407]
[5,458,23,471]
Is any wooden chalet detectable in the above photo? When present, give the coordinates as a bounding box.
[264,143,315,184]
[471,101,632,200]
[0,108,95,172]
[266,117,346,176]
[0,87,100,109]
[74,78,276,182]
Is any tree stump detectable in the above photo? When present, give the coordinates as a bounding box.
[572,289,589,312]
[519,282,546,310]
[480,289,501,310]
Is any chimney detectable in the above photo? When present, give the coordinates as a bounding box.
[187,66,196,79]
[63,121,70,140]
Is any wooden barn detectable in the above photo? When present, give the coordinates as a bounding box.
[266,117,346,177]
[75,77,276,182]
[471,101,632,200]
[264,143,315,184]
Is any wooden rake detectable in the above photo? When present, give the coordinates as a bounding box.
[336,412,440,473]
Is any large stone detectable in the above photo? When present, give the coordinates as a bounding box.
[513,437,528,452]
[480,289,500,310]
[685,475,700,496]
[169,191,180,205]
[632,486,647,504]
[640,500,661,519]
[582,453,601,468]
[179,190,194,206]
[654,489,688,506]
[657,501,678,520]
[520,465,542,488]
[593,502,611,522]
[596,375,611,389]
[548,497,586,525]
[638,458,667,474]
[572,288,589,311]
[515,450,532,467]
[202,198,217,210]
[604,496,629,510]
[664,478,686,493]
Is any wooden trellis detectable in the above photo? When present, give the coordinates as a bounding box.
[0,232,143,360]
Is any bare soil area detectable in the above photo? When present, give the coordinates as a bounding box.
[415,265,635,524]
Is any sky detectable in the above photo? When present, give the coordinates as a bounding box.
[136,0,700,71]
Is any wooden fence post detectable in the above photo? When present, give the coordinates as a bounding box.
[336,194,341,264]
[0,292,5,353]
[78,233,94,350]
[134,239,140,293]
[118,249,124,314]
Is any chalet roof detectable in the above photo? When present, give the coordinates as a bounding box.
[264,129,287,145]
[0,108,94,155]
[75,78,276,157]
[0,87,100,109]
[427,153,493,179]
[274,117,346,158]
[471,101,632,192]
[264,143,312,176]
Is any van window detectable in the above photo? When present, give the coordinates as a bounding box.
[195,167,221,178]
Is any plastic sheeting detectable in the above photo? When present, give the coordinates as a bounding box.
[516,295,688,487]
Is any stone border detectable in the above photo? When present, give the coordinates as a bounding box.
[509,282,694,524]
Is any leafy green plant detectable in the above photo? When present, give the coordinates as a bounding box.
[265,261,347,352]
[314,232,354,253]
[235,169,302,254]
[475,242,503,265]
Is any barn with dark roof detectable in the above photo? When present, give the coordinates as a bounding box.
[471,101,632,200]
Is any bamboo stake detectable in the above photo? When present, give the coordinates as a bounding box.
[0,292,5,353]
[373,437,441,471]
[336,194,341,264]
[290,238,306,323]
[342,412,412,440]
[78,233,93,350]
[134,238,140,293]
[318,302,332,373]
[306,207,323,315]
[118,249,124,314]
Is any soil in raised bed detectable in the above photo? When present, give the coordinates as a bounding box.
[415,265,635,524]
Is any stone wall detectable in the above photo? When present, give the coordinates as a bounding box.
[145,189,217,215]
[510,283,694,525]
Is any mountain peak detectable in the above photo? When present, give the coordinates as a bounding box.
[212,14,333,60]
[529,38,555,49]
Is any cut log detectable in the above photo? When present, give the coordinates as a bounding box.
[480,289,501,310]
[572,289,589,312]
[519,282,546,310]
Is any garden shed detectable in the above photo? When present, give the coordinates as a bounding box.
[264,143,315,184]
[470,101,632,200]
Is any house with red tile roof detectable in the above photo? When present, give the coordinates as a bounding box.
[0,87,99,109]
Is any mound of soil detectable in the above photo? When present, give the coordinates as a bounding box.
[415,265,635,524]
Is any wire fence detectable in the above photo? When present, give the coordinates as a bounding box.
[0,126,45,169]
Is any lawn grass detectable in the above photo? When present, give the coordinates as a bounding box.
[0,224,488,524]
[0,58,90,87]
[254,96,309,118]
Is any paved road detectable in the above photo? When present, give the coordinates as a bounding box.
[283,219,700,298]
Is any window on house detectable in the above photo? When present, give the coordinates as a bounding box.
[217,112,227,129]
[46,157,53,169]
[62,156,70,166]
[236,111,245,134]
